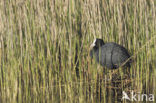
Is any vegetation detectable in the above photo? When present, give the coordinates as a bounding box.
[0,0,155,103]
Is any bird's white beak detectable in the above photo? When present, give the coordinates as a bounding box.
[90,39,96,49]
[90,43,95,49]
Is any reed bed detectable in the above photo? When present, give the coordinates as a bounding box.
[0,0,155,103]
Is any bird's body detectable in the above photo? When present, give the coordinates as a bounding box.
[90,39,131,69]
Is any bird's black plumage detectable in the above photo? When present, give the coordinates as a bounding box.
[90,38,131,69]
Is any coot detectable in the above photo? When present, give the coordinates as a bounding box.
[90,38,131,69]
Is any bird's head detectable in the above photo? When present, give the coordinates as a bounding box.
[89,38,104,59]
[90,38,104,50]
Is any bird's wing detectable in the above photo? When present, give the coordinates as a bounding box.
[112,46,130,68]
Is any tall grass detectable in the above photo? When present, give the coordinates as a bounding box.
[0,0,155,103]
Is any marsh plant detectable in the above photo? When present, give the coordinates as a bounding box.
[0,0,155,103]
